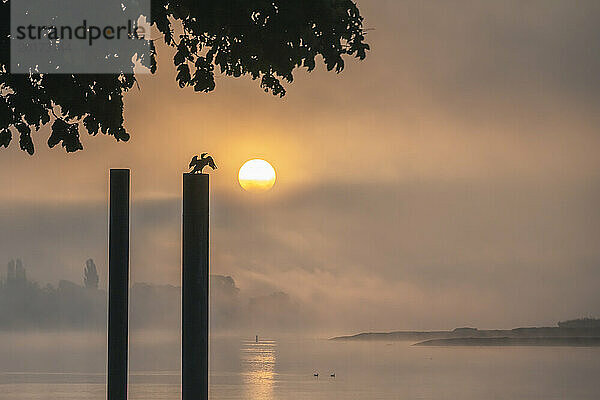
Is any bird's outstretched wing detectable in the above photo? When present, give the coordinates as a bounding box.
[189,155,198,169]
[207,156,217,170]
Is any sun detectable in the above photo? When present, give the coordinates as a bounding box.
[238,159,276,192]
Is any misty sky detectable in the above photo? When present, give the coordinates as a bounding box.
[1,0,600,333]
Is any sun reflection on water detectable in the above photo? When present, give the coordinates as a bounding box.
[241,339,277,400]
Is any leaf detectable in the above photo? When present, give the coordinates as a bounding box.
[48,119,69,148]
[49,118,83,152]
[83,115,100,136]
[150,53,157,74]
[176,64,192,87]
[0,128,11,148]
[260,74,286,97]
[16,123,34,155]
[192,57,216,92]
[113,127,130,142]
[174,49,187,66]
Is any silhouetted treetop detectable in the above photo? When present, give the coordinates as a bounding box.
[84,259,99,289]
[0,0,369,154]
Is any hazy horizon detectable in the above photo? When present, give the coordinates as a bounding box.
[1,254,597,335]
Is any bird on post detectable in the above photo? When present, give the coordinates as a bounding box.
[189,153,217,174]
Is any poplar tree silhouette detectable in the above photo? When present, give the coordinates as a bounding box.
[84,259,99,289]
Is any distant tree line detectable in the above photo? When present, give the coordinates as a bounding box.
[0,259,308,332]
[0,259,105,329]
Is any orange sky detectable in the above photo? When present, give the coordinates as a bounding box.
[1,0,600,331]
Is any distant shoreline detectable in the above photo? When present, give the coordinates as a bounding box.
[330,325,600,347]
[413,336,600,347]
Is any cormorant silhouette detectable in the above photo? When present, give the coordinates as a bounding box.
[189,153,217,174]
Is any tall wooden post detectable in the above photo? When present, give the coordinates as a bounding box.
[108,169,130,400]
[182,173,209,400]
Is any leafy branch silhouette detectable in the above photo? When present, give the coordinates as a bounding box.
[0,0,369,154]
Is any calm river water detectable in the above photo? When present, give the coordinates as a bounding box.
[1,334,599,399]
